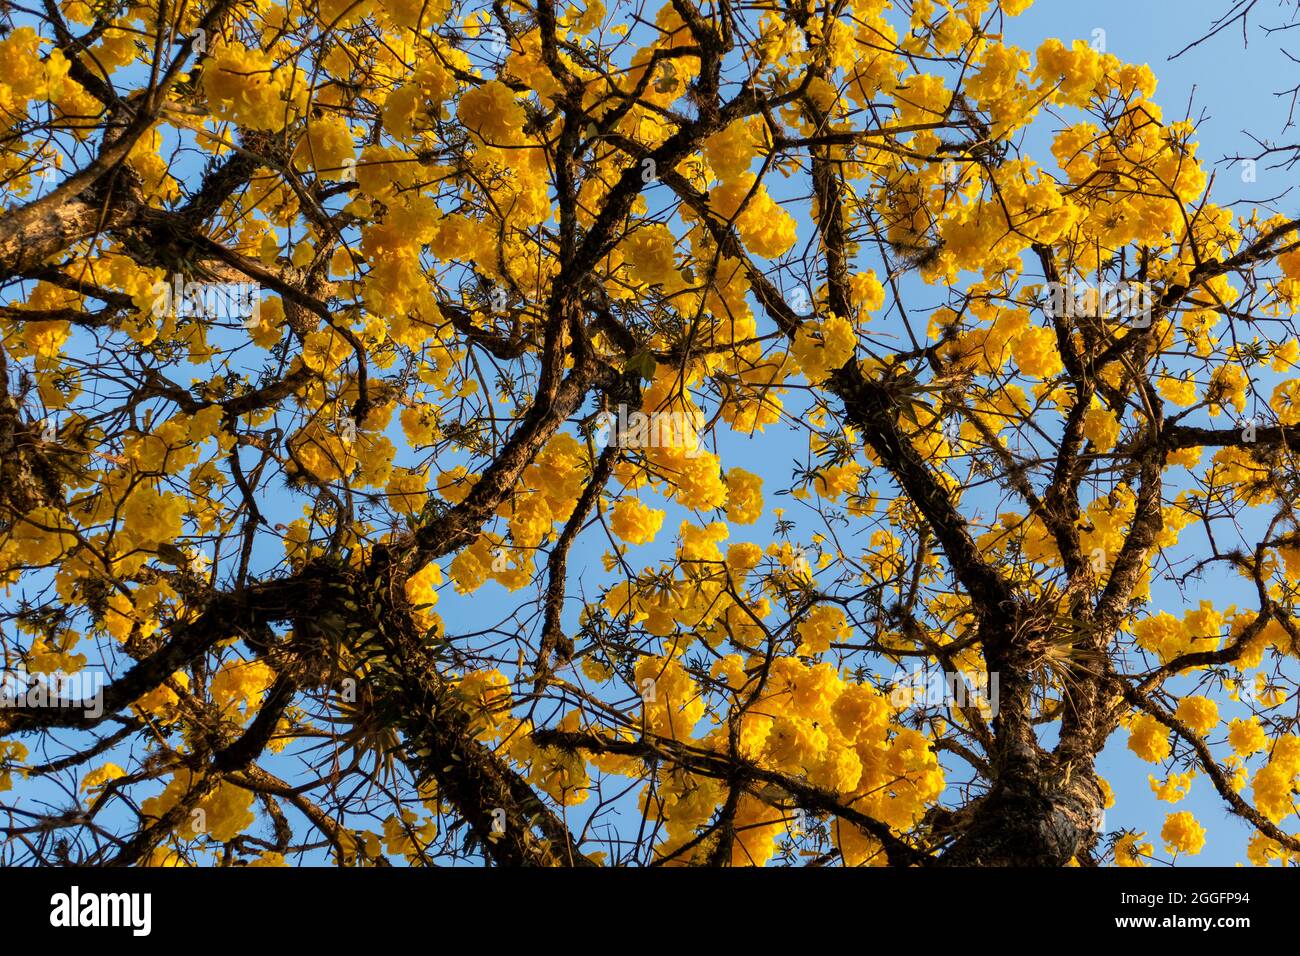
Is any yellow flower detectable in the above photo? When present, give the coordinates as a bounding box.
[729,795,788,866]
[726,541,763,573]
[81,763,126,792]
[295,114,355,180]
[1228,717,1267,756]
[1270,378,1300,426]
[831,684,889,743]
[1148,771,1194,804]
[635,655,705,742]
[400,404,439,447]
[1157,373,1198,407]
[121,487,187,548]
[609,498,666,545]
[724,468,763,525]
[792,314,856,383]
[132,671,189,722]
[210,660,277,720]
[1114,831,1152,867]
[582,656,613,682]
[1251,735,1300,822]
[1011,324,1063,378]
[1270,339,1300,371]
[708,173,797,259]
[1126,712,1171,763]
[796,604,852,656]
[248,851,288,867]
[1160,811,1206,855]
[202,40,299,131]
[406,561,444,613]
[1206,363,1247,416]
[622,223,680,288]
[386,467,429,516]
[142,770,256,843]
[1174,695,1218,735]
[1082,406,1120,451]
[456,668,512,737]
[702,118,760,184]
[457,80,525,145]
[849,271,885,315]
[1033,38,1104,108]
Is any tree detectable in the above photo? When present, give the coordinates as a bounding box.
[1,0,1298,868]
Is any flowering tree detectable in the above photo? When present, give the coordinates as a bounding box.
[1,0,1299,867]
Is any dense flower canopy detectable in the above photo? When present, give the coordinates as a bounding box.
[1,0,1299,868]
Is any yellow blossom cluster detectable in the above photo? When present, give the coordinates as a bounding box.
[623,650,944,865]
[1160,811,1206,855]
[202,40,305,130]
[791,314,856,384]
[141,770,257,843]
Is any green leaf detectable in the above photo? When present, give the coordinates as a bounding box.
[627,350,658,381]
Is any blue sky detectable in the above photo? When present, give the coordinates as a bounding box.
[6,0,1300,866]
[422,0,1300,865]
[1008,0,1300,867]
